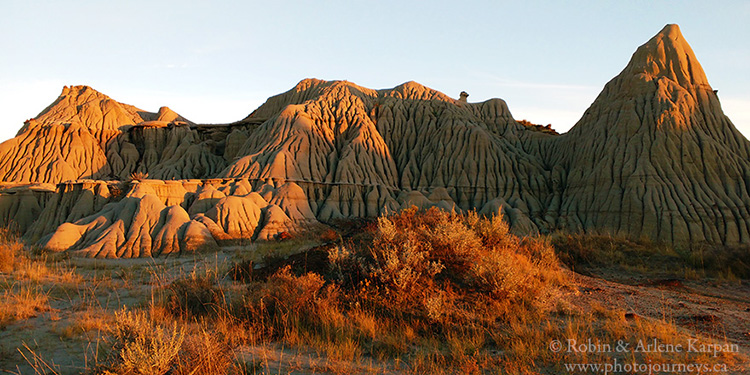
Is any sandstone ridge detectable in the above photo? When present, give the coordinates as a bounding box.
[0,24,748,257]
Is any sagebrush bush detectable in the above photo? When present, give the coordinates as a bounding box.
[103,310,185,375]
[94,207,746,374]
[102,309,240,375]
[230,206,562,341]
[239,265,339,340]
[111,207,567,373]
[358,207,563,316]
[369,220,443,294]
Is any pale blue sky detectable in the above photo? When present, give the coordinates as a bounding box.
[1,1,748,142]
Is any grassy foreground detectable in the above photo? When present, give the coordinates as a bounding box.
[0,207,747,374]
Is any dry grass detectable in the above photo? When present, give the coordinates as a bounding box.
[0,283,50,328]
[0,226,82,287]
[56,307,113,339]
[128,171,148,182]
[164,268,225,318]
[99,309,185,375]
[16,343,62,375]
[1,210,746,374]
[219,208,743,373]
[96,307,248,375]
[223,207,569,372]
[687,243,750,279]
[552,233,676,269]
[552,232,750,280]
[89,207,566,373]
[0,227,23,273]
[173,327,235,375]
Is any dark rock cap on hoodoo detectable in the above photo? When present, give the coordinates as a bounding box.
[0,24,748,258]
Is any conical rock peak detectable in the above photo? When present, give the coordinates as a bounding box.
[0,24,749,258]
[624,24,709,90]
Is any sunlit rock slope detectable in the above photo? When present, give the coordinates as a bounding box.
[0,24,747,257]
[544,24,750,245]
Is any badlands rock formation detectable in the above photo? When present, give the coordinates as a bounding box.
[545,25,750,244]
[0,24,747,257]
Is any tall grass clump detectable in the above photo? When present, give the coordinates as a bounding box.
[0,227,24,273]
[551,233,675,269]
[0,283,50,328]
[128,171,148,182]
[239,266,341,342]
[99,308,239,375]
[687,243,750,279]
[100,309,185,374]
[165,268,225,318]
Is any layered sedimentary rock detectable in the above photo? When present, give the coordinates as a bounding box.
[544,24,750,245]
[0,85,229,183]
[27,179,318,257]
[224,79,550,227]
[0,184,55,234]
[0,24,747,257]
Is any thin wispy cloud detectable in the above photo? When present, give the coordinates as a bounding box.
[151,63,189,69]
[471,71,599,92]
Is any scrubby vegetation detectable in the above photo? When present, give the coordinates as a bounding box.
[552,232,750,280]
[0,228,51,329]
[92,208,567,373]
[227,208,565,370]
[0,210,747,374]
[128,171,149,182]
[517,119,559,135]
[0,227,22,273]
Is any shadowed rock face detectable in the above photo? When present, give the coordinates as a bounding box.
[223,79,550,225]
[0,85,219,183]
[0,24,747,257]
[545,24,750,245]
